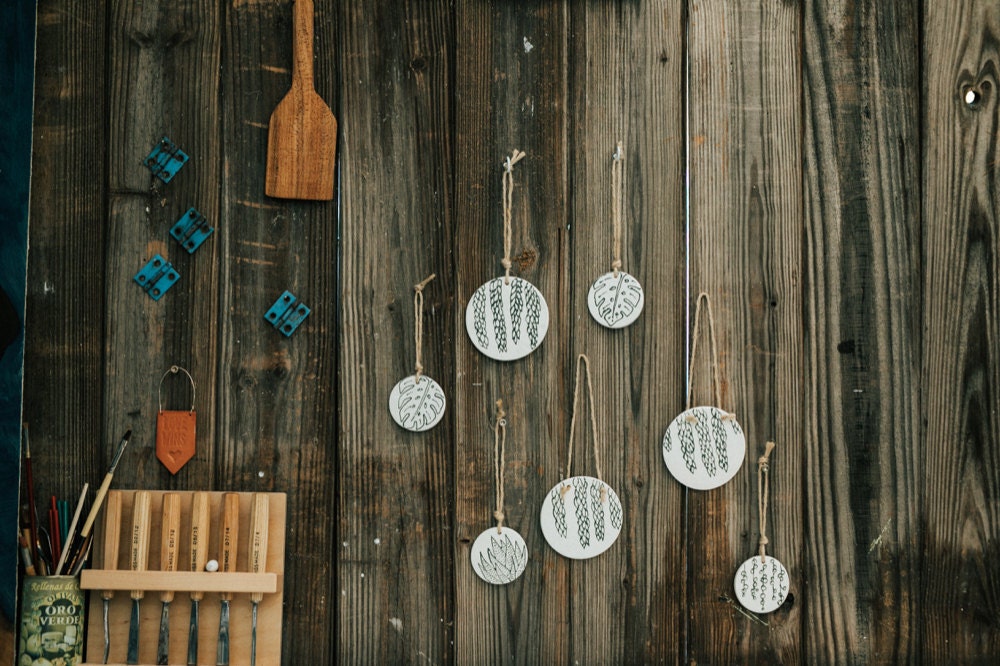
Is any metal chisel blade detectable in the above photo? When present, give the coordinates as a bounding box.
[157,601,171,665]
[102,598,110,664]
[216,600,231,666]
[251,601,259,666]
[127,598,141,664]
[187,599,200,666]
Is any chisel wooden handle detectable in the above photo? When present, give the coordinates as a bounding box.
[189,492,210,602]
[129,491,152,600]
[100,491,122,601]
[248,494,269,604]
[159,493,181,604]
[219,494,240,602]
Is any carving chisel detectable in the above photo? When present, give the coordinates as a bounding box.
[187,492,210,666]
[157,493,181,665]
[248,494,269,666]
[100,491,123,664]
[216,493,240,666]
[127,491,152,665]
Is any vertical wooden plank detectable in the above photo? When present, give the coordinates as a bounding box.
[221,1,339,663]
[566,1,686,663]
[336,0,455,662]
[452,2,570,663]
[22,0,107,527]
[687,0,804,662]
[922,0,1000,660]
[103,0,221,490]
[802,1,922,662]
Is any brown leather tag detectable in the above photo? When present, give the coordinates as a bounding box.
[157,410,196,475]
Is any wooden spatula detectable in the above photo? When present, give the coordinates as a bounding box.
[265,0,337,200]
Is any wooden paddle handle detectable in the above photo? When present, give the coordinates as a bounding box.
[159,493,181,603]
[188,492,211,602]
[248,494,269,603]
[129,491,151,600]
[100,490,122,601]
[293,0,316,89]
[218,493,240,602]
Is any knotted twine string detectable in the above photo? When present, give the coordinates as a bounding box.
[611,143,624,276]
[413,274,436,382]
[757,440,776,561]
[562,354,606,502]
[501,150,527,284]
[493,400,507,533]
[686,292,734,421]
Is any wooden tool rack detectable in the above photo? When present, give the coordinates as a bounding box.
[80,491,285,666]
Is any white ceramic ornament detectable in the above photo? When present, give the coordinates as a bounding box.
[734,555,789,614]
[466,276,549,361]
[540,475,622,560]
[470,526,528,585]
[661,406,745,490]
[388,375,446,432]
[588,271,644,329]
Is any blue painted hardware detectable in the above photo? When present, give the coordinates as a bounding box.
[133,255,180,300]
[144,137,189,183]
[265,291,311,336]
[170,207,215,253]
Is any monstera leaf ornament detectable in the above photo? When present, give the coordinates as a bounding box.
[388,375,446,432]
[588,271,644,329]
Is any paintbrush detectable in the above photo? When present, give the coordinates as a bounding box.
[22,423,39,568]
[66,430,131,573]
[54,482,89,575]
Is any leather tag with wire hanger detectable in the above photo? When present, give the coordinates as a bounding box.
[156,365,196,475]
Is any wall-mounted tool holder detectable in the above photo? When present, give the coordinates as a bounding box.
[80,490,285,666]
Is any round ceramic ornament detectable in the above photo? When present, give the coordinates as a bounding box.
[734,554,789,614]
[388,375,446,432]
[541,355,623,559]
[734,441,789,614]
[465,150,549,361]
[471,526,528,585]
[540,475,622,559]
[662,292,745,489]
[588,143,644,330]
[588,271,644,329]
[390,274,446,432]
[661,406,745,490]
[466,276,549,361]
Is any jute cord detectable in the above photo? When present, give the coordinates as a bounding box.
[501,150,527,284]
[687,292,732,419]
[757,440,776,561]
[563,354,605,502]
[493,400,507,532]
[611,143,624,275]
[413,274,436,381]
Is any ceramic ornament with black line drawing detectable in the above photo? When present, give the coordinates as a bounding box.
[661,293,746,489]
[389,274,447,432]
[465,150,549,361]
[587,142,645,330]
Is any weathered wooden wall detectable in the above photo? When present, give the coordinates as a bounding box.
[19,0,999,664]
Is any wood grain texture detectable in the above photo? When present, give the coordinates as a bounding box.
[565,1,686,663]
[802,0,922,662]
[686,0,804,663]
[220,1,338,663]
[921,0,1000,660]
[453,2,570,663]
[22,0,107,507]
[103,0,221,490]
[336,0,455,663]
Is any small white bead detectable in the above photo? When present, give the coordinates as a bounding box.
[205,559,219,572]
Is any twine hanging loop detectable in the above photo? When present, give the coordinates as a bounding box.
[501,150,527,284]
[564,354,606,502]
[757,440,776,561]
[687,292,732,419]
[413,273,436,381]
[611,142,624,275]
[493,400,507,532]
